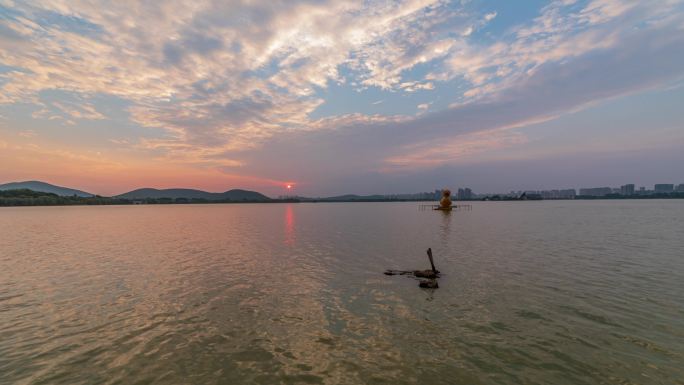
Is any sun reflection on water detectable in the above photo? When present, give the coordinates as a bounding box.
[284,204,296,246]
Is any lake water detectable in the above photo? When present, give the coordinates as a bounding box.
[1,201,683,384]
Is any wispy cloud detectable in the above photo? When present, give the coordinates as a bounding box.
[383,129,527,170]
[1,0,469,163]
[17,130,36,138]
[238,0,684,178]
[52,102,105,120]
[483,12,497,22]
[1,0,683,189]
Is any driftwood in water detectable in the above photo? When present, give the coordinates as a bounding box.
[384,269,412,276]
[384,248,441,288]
[415,269,439,278]
[383,269,439,278]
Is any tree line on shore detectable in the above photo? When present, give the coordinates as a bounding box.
[2,188,684,207]
[0,189,126,206]
[0,189,290,206]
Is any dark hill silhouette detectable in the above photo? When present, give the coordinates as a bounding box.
[316,194,387,201]
[116,188,270,201]
[0,181,94,197]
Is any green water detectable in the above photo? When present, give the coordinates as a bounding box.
[1,201,683,384]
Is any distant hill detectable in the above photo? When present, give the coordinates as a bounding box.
[116,188,270,201]
[0,181,94,197]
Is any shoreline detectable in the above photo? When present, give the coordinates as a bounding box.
[2,196,684,208]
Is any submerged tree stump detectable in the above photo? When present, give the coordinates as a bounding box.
[383,269,439,278]
[414,270,439,278]
[384,248,441,289]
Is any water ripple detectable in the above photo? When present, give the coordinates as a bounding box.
[1,202,683,384]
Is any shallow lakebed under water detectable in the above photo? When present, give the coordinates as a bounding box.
[1,201,683,384]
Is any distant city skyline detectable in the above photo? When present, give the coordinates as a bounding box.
[1,1,683,196]
[2,178,683,200]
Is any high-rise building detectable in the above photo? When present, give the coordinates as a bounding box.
[654,184,674,193]
[620,184,635,195]
[456,188,474,200]
[560,189,576,199]
[579,187,612,196]
[538,189,576,199]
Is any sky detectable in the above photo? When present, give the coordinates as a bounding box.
[1,0,683,197]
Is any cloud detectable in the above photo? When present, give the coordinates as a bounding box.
[52,102,105,120]
[383,129,527,170]
[380,18,684,166]
[1,0,473,165]
[233,1,684,179]
[0,140,125,171]
[1,0,683,184]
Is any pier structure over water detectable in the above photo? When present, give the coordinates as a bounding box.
[418,204,472,211]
